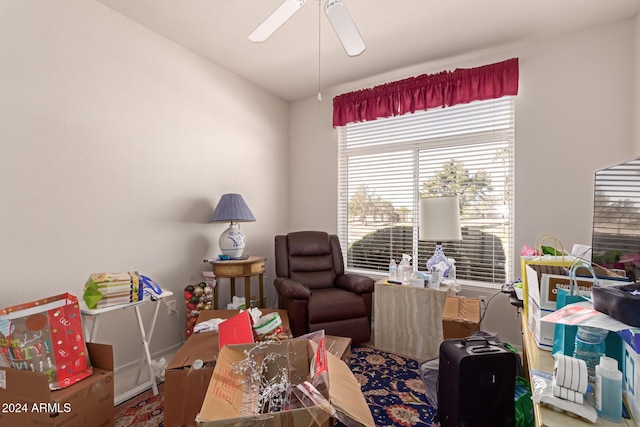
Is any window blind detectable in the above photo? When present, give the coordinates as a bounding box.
[338,97,515,287]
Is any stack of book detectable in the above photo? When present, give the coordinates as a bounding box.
[83,272,142,309]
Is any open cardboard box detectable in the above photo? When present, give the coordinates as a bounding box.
[196,331,373,427]
[0,343,114,427]
[442,296,481,339]
[164,309,291,427]
[325,335,351,364]
[165,328,220,427]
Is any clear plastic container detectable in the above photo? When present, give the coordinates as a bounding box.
[595,356,622,422]
[389,259,397,281]
[398,258,407,282]
[573,326,608,383]
[398,254,411,283]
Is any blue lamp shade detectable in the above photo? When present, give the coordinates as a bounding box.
[210,194,256,258]
[419,195,462,278]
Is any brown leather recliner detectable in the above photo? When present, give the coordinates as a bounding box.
[274,231,374,343]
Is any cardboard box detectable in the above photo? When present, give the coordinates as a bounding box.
[164,309,290,427]
[196,332,374,427]
[326,335,352,364]
[520,256,579,318]
[165,329,219,427]
[525,264,621,310]
[0,343,114,427]
[527,296,554,351]
[442,296,481,339]
[520,255,626,316]
[524,263,629,352]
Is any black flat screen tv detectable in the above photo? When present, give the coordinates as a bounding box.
[592,156,640,281]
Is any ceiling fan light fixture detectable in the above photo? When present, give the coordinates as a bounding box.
[324,0,365,56]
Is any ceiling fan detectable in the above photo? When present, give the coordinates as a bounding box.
[249,0,366,57]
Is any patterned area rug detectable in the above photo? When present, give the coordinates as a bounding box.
[346,346,437,427]
[115,383,165,427]
[115,346,437,427]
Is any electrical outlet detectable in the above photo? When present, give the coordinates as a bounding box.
[167,299,177,315]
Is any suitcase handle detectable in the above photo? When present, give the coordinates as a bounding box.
[461,336,490,346]
[461,336,506,354]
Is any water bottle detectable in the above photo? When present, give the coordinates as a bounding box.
[389,259,397,281]
[595,356,622,422]
[573,326,608,382]
[398,254,411,283]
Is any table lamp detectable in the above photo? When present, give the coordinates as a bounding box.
[210,193,256,258]
[419,195,462,277]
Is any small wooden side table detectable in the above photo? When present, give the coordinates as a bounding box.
[207,256,266,309]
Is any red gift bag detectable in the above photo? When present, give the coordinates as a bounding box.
[0,293,92,389]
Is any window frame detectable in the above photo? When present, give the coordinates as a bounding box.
[337,97,515,289]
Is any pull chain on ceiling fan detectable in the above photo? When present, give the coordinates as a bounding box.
[249,0,366,57]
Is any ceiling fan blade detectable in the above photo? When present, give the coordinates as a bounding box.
[324,0,365,56]
[249,0,307,42]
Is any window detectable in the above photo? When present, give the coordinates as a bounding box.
[337,96,515,287]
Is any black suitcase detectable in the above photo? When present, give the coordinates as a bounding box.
[437,336,517,427]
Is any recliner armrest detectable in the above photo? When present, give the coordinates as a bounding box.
[274,277,312,300]
[335,274,374,294]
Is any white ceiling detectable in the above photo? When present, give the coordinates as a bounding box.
[97,0,640,102]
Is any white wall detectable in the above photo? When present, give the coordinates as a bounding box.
[0,1,289,367]
[288,99,339,231]
[289,19,637,345]
[515,19,635,262]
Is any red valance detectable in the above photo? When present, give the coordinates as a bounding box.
[332,58,519,127]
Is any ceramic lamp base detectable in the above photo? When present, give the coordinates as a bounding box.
[219,223,246,258]
[426,244,452,278]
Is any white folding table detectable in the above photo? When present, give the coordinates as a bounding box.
[80,290,173,405]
